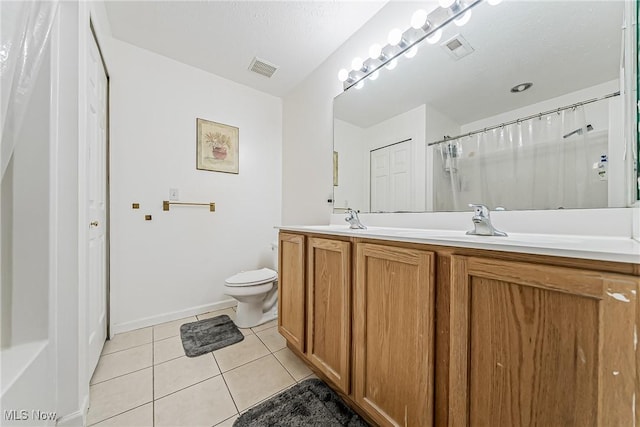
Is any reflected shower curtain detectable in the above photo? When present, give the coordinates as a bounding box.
[436,106,608,211]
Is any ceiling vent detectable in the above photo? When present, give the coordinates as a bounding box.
[248,57,278,78]
[441,34,474,61]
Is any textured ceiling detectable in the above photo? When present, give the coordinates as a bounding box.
[105,0,387,97]
[335,0,624,128]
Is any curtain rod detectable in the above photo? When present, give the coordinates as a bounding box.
[427,91,620,147]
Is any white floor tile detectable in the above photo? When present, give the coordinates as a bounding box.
[255,327,286,352]
[154,354,221,398]
[86,368,152,425]
[223,355,295,411]
[213,334,269,372]
[91,344,152,384]
[154,336,185,364]
[273,347,313,381]
[214,414,239,426]
[102,328,152,355]
[154,376,237,427]
[251,319,277,333]
[89,403,152,427]
[153,316,197,341]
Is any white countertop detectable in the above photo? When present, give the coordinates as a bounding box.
[278,225,640,264]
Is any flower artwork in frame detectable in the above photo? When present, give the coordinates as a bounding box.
[196,118,239,174]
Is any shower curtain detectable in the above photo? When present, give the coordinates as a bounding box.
[1,0,59,179]
[436,105,608,211]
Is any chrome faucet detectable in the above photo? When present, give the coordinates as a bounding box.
[466,204,507,236]
[345,208,366,230]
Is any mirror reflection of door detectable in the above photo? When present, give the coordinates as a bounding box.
[370,140,412,213]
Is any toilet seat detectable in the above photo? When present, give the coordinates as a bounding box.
[225,268,277,287]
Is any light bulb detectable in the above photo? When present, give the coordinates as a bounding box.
[369,71,379,81]
[426,29,442,44]
[351,57,364,71]
[411,9,427,29]
[338,69,349,82]
[388,28,403,46]
[355,81,364,89]
[454,10,472,26]
[404,46,418,59]
[369,43,382,59]
[439,0,456,8]
[487,0,502,4]
[385,58,398,70]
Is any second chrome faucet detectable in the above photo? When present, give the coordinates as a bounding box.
[466,204,507,236]
[345,208,367,229]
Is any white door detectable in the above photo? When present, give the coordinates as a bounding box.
[86,29,108,376]
[370,140,412,212]
[390,143,411,211]
[370,149,390,212]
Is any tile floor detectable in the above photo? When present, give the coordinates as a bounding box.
[87,307,315,426]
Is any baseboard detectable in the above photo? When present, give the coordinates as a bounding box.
[56,394,88,427]
[111,299,238,335]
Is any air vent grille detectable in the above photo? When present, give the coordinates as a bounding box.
[249,57,278,78]
[441,34,474,61]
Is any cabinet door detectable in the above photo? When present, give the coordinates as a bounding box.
[277,232,306,353]
[354,243,435,427]
[448,256,640,427]
[306,237,351,393]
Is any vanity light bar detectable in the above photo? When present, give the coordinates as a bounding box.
[339,0,494,91]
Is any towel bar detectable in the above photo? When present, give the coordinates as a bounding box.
[162,201,216,212]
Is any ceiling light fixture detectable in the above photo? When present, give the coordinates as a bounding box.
[339,0,501,90]
[510,82,533,93]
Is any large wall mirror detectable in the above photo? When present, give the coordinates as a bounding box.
[333,0,639,213]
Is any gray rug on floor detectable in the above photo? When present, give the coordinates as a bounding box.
[233,378,369,427]
[179,314,244,357]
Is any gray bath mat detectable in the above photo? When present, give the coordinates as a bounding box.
[233,378,368,427]
[180,314,244,357]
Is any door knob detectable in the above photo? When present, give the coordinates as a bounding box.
[90,221,99,228]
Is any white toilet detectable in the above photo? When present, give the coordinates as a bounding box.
[224,243,278,328]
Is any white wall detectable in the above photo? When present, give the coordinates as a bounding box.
[333,119,365,211]
[282,2,422,225]
[460,80,618,134]
[108,38,282,333]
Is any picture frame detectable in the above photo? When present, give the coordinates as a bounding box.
[196,118,239,174]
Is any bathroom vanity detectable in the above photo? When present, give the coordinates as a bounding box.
[277,226,640,427]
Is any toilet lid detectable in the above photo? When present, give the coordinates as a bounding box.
[225,268,277,287]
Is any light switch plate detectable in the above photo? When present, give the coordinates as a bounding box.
[169,188,179,201]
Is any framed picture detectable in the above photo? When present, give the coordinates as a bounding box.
[196,118,239,174]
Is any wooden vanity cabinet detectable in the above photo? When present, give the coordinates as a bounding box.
[447,256,640,427]
[354,243,436,427]
[277,232,306,353]
[306,237,351,394]
[278,230,640,427]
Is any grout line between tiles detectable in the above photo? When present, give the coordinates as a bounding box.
[153,374,222,403]
[215,352,240,416]
[154,372,222,401]
[90,364,153,387]
[217,347,272,374]
[86,402,152,427]
[271,349,299,382]
[101,340,153,356]
[213,413,239,427]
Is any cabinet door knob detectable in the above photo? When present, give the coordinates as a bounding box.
[90,221,99,228]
